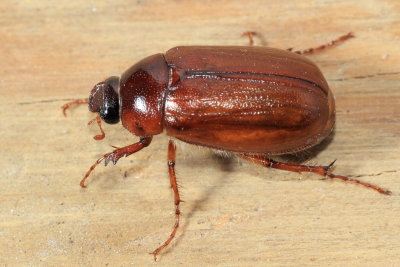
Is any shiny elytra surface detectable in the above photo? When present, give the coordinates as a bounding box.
[163,46,335,154]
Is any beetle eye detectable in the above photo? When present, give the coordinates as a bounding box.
[99,76,120,124]
[89,76,120,124]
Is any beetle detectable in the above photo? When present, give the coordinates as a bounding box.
[63,32,390,260]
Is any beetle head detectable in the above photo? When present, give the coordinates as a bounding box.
[89,76,120,124]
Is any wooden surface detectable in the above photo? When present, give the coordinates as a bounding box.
[1,0,399,266]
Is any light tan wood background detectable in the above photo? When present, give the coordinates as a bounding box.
[1,0,399,266]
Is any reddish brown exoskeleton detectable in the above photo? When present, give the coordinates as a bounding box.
[63,32,390,260]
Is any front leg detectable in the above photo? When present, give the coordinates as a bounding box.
[80,136,153,187]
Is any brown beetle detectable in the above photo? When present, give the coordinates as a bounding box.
[63,32,390,260]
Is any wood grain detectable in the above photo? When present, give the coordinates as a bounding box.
[1,0,399,266]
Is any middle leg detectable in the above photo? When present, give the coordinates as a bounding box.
[151,140,182,260]
[242,31,257,46]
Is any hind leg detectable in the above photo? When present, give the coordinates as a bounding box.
[238,153,391,195]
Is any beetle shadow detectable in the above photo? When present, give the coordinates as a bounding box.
[275,130,336,164]
[255,34,269,47]
[159,131,335,257]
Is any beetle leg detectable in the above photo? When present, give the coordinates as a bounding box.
[62,98,106,140]
[80,136,153,187]
[151,140,181,261]
[241,31,257,46]
[289,32,354,55]
[238,153,391,195]
[62,98,88,116]
[87,114,106,140]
